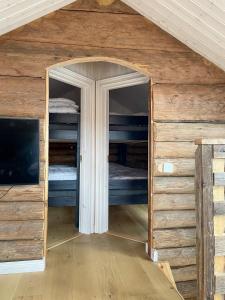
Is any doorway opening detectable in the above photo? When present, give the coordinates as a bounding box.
[46,60,151,253]
[47,75,81,248]
[107,84,149,243]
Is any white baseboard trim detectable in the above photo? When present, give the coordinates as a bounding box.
[151,248,159,262]
[0,258,46,275]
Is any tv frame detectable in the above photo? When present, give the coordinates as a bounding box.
[0,117,40,186]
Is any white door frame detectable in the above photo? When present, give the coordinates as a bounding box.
[95,72,149,233]
[48,67,96,234]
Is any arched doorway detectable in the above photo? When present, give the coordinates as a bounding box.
[46,58,153,256]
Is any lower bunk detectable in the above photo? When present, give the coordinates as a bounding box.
[48,163,148,207]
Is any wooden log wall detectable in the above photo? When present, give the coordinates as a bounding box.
[0,0,225,298]
[195,140,225,300]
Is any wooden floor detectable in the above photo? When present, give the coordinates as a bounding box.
[0,206,183,300]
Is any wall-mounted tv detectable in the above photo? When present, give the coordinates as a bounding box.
[0,118,39,185]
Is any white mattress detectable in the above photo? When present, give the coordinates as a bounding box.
[49,163,147,181]
[109,112,147,116]
[49,165,77,181]
[49,98,79,114]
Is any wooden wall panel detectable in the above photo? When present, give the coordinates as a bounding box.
[176,281,197,299]
[64,0,137,14]
[153,210,196,229]
[0,40,224,84]
[0,202,44,221]
[154,142,197,158]
[0,220,44,240]
[3,11,189,53]
[154,84,225,121]
[153,228,196,248]
[157,247,196,267]
[0,77,45,118]
[154,158,195,176]
[172,265,196,282]
[155,123,225,142]
[153,194,195,211]
[0,183,45,202]
[154,177,195,194]
[0,240,43,262]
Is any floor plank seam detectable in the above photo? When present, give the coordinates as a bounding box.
[47,233,83,251]
[106,231,146,244]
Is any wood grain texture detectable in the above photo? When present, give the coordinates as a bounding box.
[195,144,214,299]
[155,123,225,142]
[2,10,189,52]
[154,177,195,194]
[0,240,43,261]
[154,159,195,176]
[0,183,44,201]
[0,76,45,117]
[154,142,197,159]
[153,228,196,248]
[153,210,196,229]
[157,247,196,267]
[153,194,195,211]
[0,220,44,240]
[172,265,197,282]
[0,233,183,300]
[153,84,225,121]
[63,0,137,14]
[0,202,44,221]
[176,280,197,299]
[1,41,225,85]
[156,261,177,289]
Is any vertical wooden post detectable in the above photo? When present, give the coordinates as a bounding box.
[196,139,225,300]
[196,143,214,300]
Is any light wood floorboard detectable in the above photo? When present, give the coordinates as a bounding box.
[0,206,182,300]
[0,234,182,300]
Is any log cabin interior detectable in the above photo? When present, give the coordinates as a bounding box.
[0,0,225,299]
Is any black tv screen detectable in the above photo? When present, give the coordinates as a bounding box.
[0,118,39,185]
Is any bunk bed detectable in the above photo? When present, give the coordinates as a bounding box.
[109,162,148,205]
[48,98,80,212]
[49,98,80,142]
[48,162,147,206]
[48,97,148,210]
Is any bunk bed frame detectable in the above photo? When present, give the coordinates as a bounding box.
[48,112,80,225]
[48,112,148,215]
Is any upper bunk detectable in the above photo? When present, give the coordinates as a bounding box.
[49,98,148,143]
[49,98,80,142]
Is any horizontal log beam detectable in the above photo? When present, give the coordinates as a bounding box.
[153,210,196,229]
[0,202,44,221]
[0,240,43,261]
[0,220,44,240]
[156,247,196,267]
[153,228,196,248]
[153,194,195,211]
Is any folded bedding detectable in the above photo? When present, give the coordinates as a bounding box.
[49,98,79,114]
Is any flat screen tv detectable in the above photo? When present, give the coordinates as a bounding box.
[0,118,39,185]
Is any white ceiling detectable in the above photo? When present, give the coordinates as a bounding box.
[0,0,225,71]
